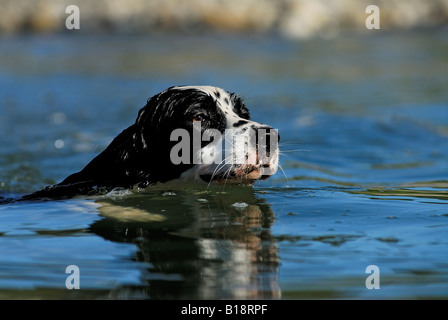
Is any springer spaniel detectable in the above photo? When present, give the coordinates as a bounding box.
[23,86,279,200]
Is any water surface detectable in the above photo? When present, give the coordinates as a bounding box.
[0,31,447,299]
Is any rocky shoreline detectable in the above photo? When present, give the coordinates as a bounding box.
[1,0,447,38]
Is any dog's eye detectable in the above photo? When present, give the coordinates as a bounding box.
[192,114,206,122]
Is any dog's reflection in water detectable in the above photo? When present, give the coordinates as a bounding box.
[90,186,280,299]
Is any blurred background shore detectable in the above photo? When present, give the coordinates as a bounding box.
[1,0,447,38]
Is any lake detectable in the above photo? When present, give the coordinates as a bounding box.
[0,31,447,299]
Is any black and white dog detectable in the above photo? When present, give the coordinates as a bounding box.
[24,86,279,199]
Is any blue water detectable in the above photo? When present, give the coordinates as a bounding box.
[0,32,447,299]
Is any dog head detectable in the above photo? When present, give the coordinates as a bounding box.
[25,86,280,200]
[135,85,280,185]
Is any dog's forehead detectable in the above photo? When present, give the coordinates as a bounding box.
[172,85,242,123]
[173,85,225,97]
[173,85,231,107]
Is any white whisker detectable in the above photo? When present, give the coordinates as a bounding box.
[277,163,288,180]
[206,154,234,188]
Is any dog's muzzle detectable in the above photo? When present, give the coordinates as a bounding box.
[198,126,280,185]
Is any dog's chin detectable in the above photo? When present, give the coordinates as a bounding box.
[198,164,275,185]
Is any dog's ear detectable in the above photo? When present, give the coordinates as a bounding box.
[135,91,171,136]
[134,98,152,133]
